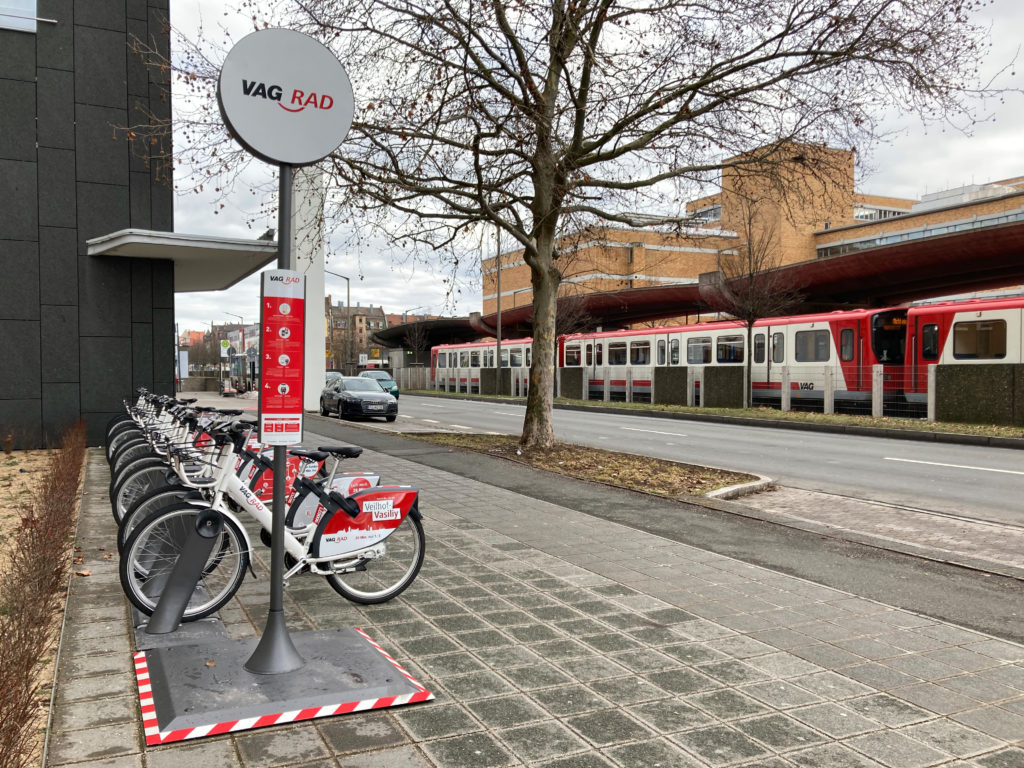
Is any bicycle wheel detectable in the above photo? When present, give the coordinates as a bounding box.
[119,504,248,621]
[111,464,173,523]
[324,514,425,604]
[118,484,191,554]
[105,414,135,442]
[111,441,157,478]
[106,427,143,463]
[109,456,166,506]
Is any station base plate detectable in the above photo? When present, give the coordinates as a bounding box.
[134,627,433,746]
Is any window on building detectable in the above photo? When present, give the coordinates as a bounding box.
[630,341,651,365]
[717,335,744,363]
[921,324,939,361]
[0,1,37,32]
[608,341,628,365]
[687,337,711,364]
[953,320,1006,359]
[840,329,855,362]
[795,330,830,362]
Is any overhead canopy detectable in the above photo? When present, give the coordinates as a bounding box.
[86,229,278,292]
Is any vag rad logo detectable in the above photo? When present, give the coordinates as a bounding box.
[363,499,400,522]
[241,80,335,112]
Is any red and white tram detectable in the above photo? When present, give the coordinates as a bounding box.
[430,338,534,397]
[429,296,1024,408]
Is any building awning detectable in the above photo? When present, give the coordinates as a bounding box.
[86,229,278,292]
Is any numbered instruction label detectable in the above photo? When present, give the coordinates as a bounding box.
[259,270,305,445]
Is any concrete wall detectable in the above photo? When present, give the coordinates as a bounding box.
[0,1,174,447]
[935,365,1024,427]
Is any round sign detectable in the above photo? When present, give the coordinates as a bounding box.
[217,28,354,166]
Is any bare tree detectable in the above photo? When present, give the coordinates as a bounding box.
[137,0,998,448]
[701,196,805,407]
[402,323,432,366]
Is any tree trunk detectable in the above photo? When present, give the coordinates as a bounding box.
[520,231,560,449]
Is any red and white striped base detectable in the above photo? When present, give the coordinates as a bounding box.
[134,627,434,746]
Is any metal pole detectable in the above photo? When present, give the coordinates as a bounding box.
[246,163,303,675]
[495,223,502,395]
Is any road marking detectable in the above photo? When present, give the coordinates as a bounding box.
[450,424,472,430]
[421,418,440,424]
[494,411,521,416]
[885,457,1024,476]
[621,427,688,438]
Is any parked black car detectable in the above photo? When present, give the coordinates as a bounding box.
[320,376,398,422]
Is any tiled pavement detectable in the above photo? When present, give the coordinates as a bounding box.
[46,443,1024,767]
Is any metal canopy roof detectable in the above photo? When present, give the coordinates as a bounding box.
[86,229,278,292]
[376,218,1024,347]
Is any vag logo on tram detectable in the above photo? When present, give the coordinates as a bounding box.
[241,80,335,112]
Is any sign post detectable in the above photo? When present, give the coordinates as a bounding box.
[217,27,353,675]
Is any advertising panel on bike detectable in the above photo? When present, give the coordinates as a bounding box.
[259,270,306,445]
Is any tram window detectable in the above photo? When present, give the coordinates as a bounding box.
[596,343,603,365]
[436,353,445,369]
[687,337,711,364]
[657,340,666,366]
[483,349,494,367]
[526,347,531,367]
[840,329,854,362]
[753,333,766,364]
[717,335,744,363]
[630,341,651,365]
[500,349,509,368]
[565,345,582,366]
[509,348,524,367]
[608,341,628,365]
[460,351,470,367]
[585,343,593,366]
[772,332,785,363]
[670,339,680,365]
[470,350,480,367]
[953,320,1006,359]
[921,324,939,361]
[795,330,830,362]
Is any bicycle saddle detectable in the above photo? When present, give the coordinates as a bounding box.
[318,445,363,459]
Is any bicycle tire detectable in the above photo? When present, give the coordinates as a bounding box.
[324,514,425,604]
[106,427,143,463]
[117,484,191,554]
[109,456,166,506]
[111,441,158,478]
[119,503,248,621]
[105,414,135,441]
[112,464,174,523]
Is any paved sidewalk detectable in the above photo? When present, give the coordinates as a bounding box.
[46,444,1024,767]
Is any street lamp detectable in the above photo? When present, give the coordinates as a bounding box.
[224,312,246,391]
[325,270,351,374]
[401,306,426,323]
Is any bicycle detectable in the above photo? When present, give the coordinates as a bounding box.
[118,420,423,621]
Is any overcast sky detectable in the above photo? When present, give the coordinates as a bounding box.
[170,0,1024,334]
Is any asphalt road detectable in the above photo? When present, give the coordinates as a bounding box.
[392,395,1024,525]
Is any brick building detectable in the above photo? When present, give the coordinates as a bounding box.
[482,145,1024,323]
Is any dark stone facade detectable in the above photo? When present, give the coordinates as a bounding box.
[0,1,174,447]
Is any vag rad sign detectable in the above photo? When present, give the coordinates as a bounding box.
[217,28,353,166]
